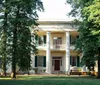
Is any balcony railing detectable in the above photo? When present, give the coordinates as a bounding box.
[37,44,46,50]
[70,45,75,50]
[37,44,75,50]
[51,44,65,50]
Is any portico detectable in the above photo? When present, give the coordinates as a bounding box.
[45,31,71,74]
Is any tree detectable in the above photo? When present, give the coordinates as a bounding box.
[0,0,10,76]
[0,0,44,78]
[9,0,43,78]
[66,0,100,78]
[17,27,36,75]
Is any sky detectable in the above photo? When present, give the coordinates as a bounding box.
[38,0,75,21]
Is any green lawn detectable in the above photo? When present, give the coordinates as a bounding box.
[0,76,100,85]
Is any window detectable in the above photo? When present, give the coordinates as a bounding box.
[35,35,46,45]
[70,56,77,66]
[53,37,62,44]
[53,37,62,48]
[38,36,43,45]
[70,35,77,45]
[35,56,46,67]
[37,56,43,66]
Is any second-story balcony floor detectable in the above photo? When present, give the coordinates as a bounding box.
[37,49,79,57]
[37,44,75,51]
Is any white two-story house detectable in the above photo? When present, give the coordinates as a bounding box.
[31,20,81,74]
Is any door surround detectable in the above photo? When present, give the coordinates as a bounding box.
[52,57,62,71]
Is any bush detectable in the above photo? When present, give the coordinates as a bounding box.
[33,68,38,74]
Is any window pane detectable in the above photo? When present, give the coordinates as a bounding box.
[38,36,43,44]
[53,37,62,49]
[71,57,76,66]
[37,56,43,67]
[44,35,46,44]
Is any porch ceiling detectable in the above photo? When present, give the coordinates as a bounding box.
[36,31,79,36]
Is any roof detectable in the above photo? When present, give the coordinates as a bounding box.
[37,20,72,25]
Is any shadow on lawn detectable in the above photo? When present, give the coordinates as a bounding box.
[17,75,96,80]
[0,76,99,85]
[0,74,97,80]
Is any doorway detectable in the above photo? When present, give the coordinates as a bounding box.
[54,60,60,71]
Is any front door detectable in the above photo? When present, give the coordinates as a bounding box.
[54,60,60,71]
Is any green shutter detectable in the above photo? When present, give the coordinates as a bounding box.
[77,56,80,67]
[35,56,37,67]
[77,35,79,39]
[35,35,38,46]
[70,56,72,65]
[43,56,46,67]
[44,35,46,44]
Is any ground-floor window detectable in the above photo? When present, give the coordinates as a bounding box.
[37,56,43,66]
[35,56,46,67]
[70,56,80,67]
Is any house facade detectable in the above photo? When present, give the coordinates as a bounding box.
[31,21,82,74]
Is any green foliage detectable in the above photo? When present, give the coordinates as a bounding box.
[0,0,44,78]
[0,0,10,76]
[67,0,100,77]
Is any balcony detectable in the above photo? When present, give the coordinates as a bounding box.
[37,44,75,50]
[51,44,65,50]
[37,44,65,50]
[37,44,46,50]
[70,45,75,50]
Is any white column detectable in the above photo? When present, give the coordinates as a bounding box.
[31,54,35,73]
[65,31,70,75]
[46,31,51,74]
[31,54,35,68]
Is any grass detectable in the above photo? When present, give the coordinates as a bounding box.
[0,75,100,85]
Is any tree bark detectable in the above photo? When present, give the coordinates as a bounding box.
[12,27,17,78]
[97,58,100,78]
[2,3,8,76]
[11,7,19,78]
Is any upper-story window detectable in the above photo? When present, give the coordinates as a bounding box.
[70,35,78,45]
[35,35,46,46]
[53,37,62,45]
[53,37,62,49]
[38,36,43,45]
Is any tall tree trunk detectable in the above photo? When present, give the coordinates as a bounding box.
[97,58,100,78]
[2,57,6,76]
[97,47,100,78]
[12,28,17,78]
[1,32,7,76]
[1,4,8,76]
[11,6,20,78]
